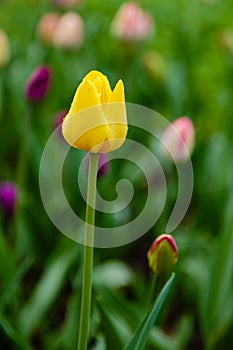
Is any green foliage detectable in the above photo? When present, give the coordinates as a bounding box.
[124,273,175,350]
[0,0,233,349]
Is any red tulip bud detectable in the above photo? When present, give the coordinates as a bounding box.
[147,234,178,276]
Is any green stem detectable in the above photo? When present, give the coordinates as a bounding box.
[147,274,166,309]
[77,153,99,350]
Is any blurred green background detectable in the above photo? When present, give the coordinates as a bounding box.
[0,0,233,349]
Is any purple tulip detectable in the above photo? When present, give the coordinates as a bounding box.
[25,65,51,102]
[54,110,67,138]
[97,153,109,177]
[0,181,18,219]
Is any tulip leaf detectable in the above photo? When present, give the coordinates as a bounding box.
[205,194,233,346]
[0,314,32,350]
[124,273,175,350]
[18,246,78,337]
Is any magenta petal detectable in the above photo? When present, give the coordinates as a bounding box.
[0,181,18,219]
[26,65,51,102]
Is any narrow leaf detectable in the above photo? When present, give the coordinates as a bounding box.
[0,314,32,350]
[124,273,175,350]
[18,246,78,337]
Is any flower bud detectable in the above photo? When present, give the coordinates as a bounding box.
[161,117,195,162]
[53,12,84,50]
[0,181,18,219]
[141,50,166,81]
[0,29,10,68]
[111,2,154,41]
[147,234,178,276]
[62,70,127,153]
[25,65,51,102]
[217,29,233,53]
[37,12,60,46]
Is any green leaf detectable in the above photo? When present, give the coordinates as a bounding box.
[205,194,233,347]
[124,273,175,350]
[90,333,107,350]
[0,229,16,285]
[0,314,32,350]
[93,260,135,289]
[0,257,32,311]
[18,246,78,337]
[97,299,127,350]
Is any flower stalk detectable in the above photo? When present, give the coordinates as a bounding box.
[77,152,99,350]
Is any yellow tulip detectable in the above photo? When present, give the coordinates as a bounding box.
[62,70,128,153]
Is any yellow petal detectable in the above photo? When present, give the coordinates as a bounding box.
[62,79,109,152]
[110,79,125,104]
[66,78,100,117]
[83,70,105,82]
[84,70,112,104]
[105,80,128,151]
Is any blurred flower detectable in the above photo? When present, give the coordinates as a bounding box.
[0,181,17,219]
[217,29,233,53]
[25,65,51,102]
[37,12,60,46]
[111,2,154,41]
[161,117,195,162]
[52,0,81,8]
[54,110,67,138]
[141,51,166,81]
[147,234,178,276]
[53,12,84,50]
[86,153,110,178]
[62,70,128,153]
[0,29,10,68]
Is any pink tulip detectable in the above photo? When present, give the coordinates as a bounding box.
[53,12,84,50]
[111,2,154,41]
[161,117,195,162]
[37,12,60,46]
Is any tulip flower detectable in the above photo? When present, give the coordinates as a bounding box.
[62,70,128,153]
[147,234,178,276]
[0,181,17,219]
[37,12,60,46]
[217,29,233,53]
[53,12,84,50]
[111,2,154,41]
[25,65,51,102]
[141,50,166,81]
[0,29,10,68]
[161,117,195,162]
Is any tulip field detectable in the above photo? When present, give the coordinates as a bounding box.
[0,0,233,349]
